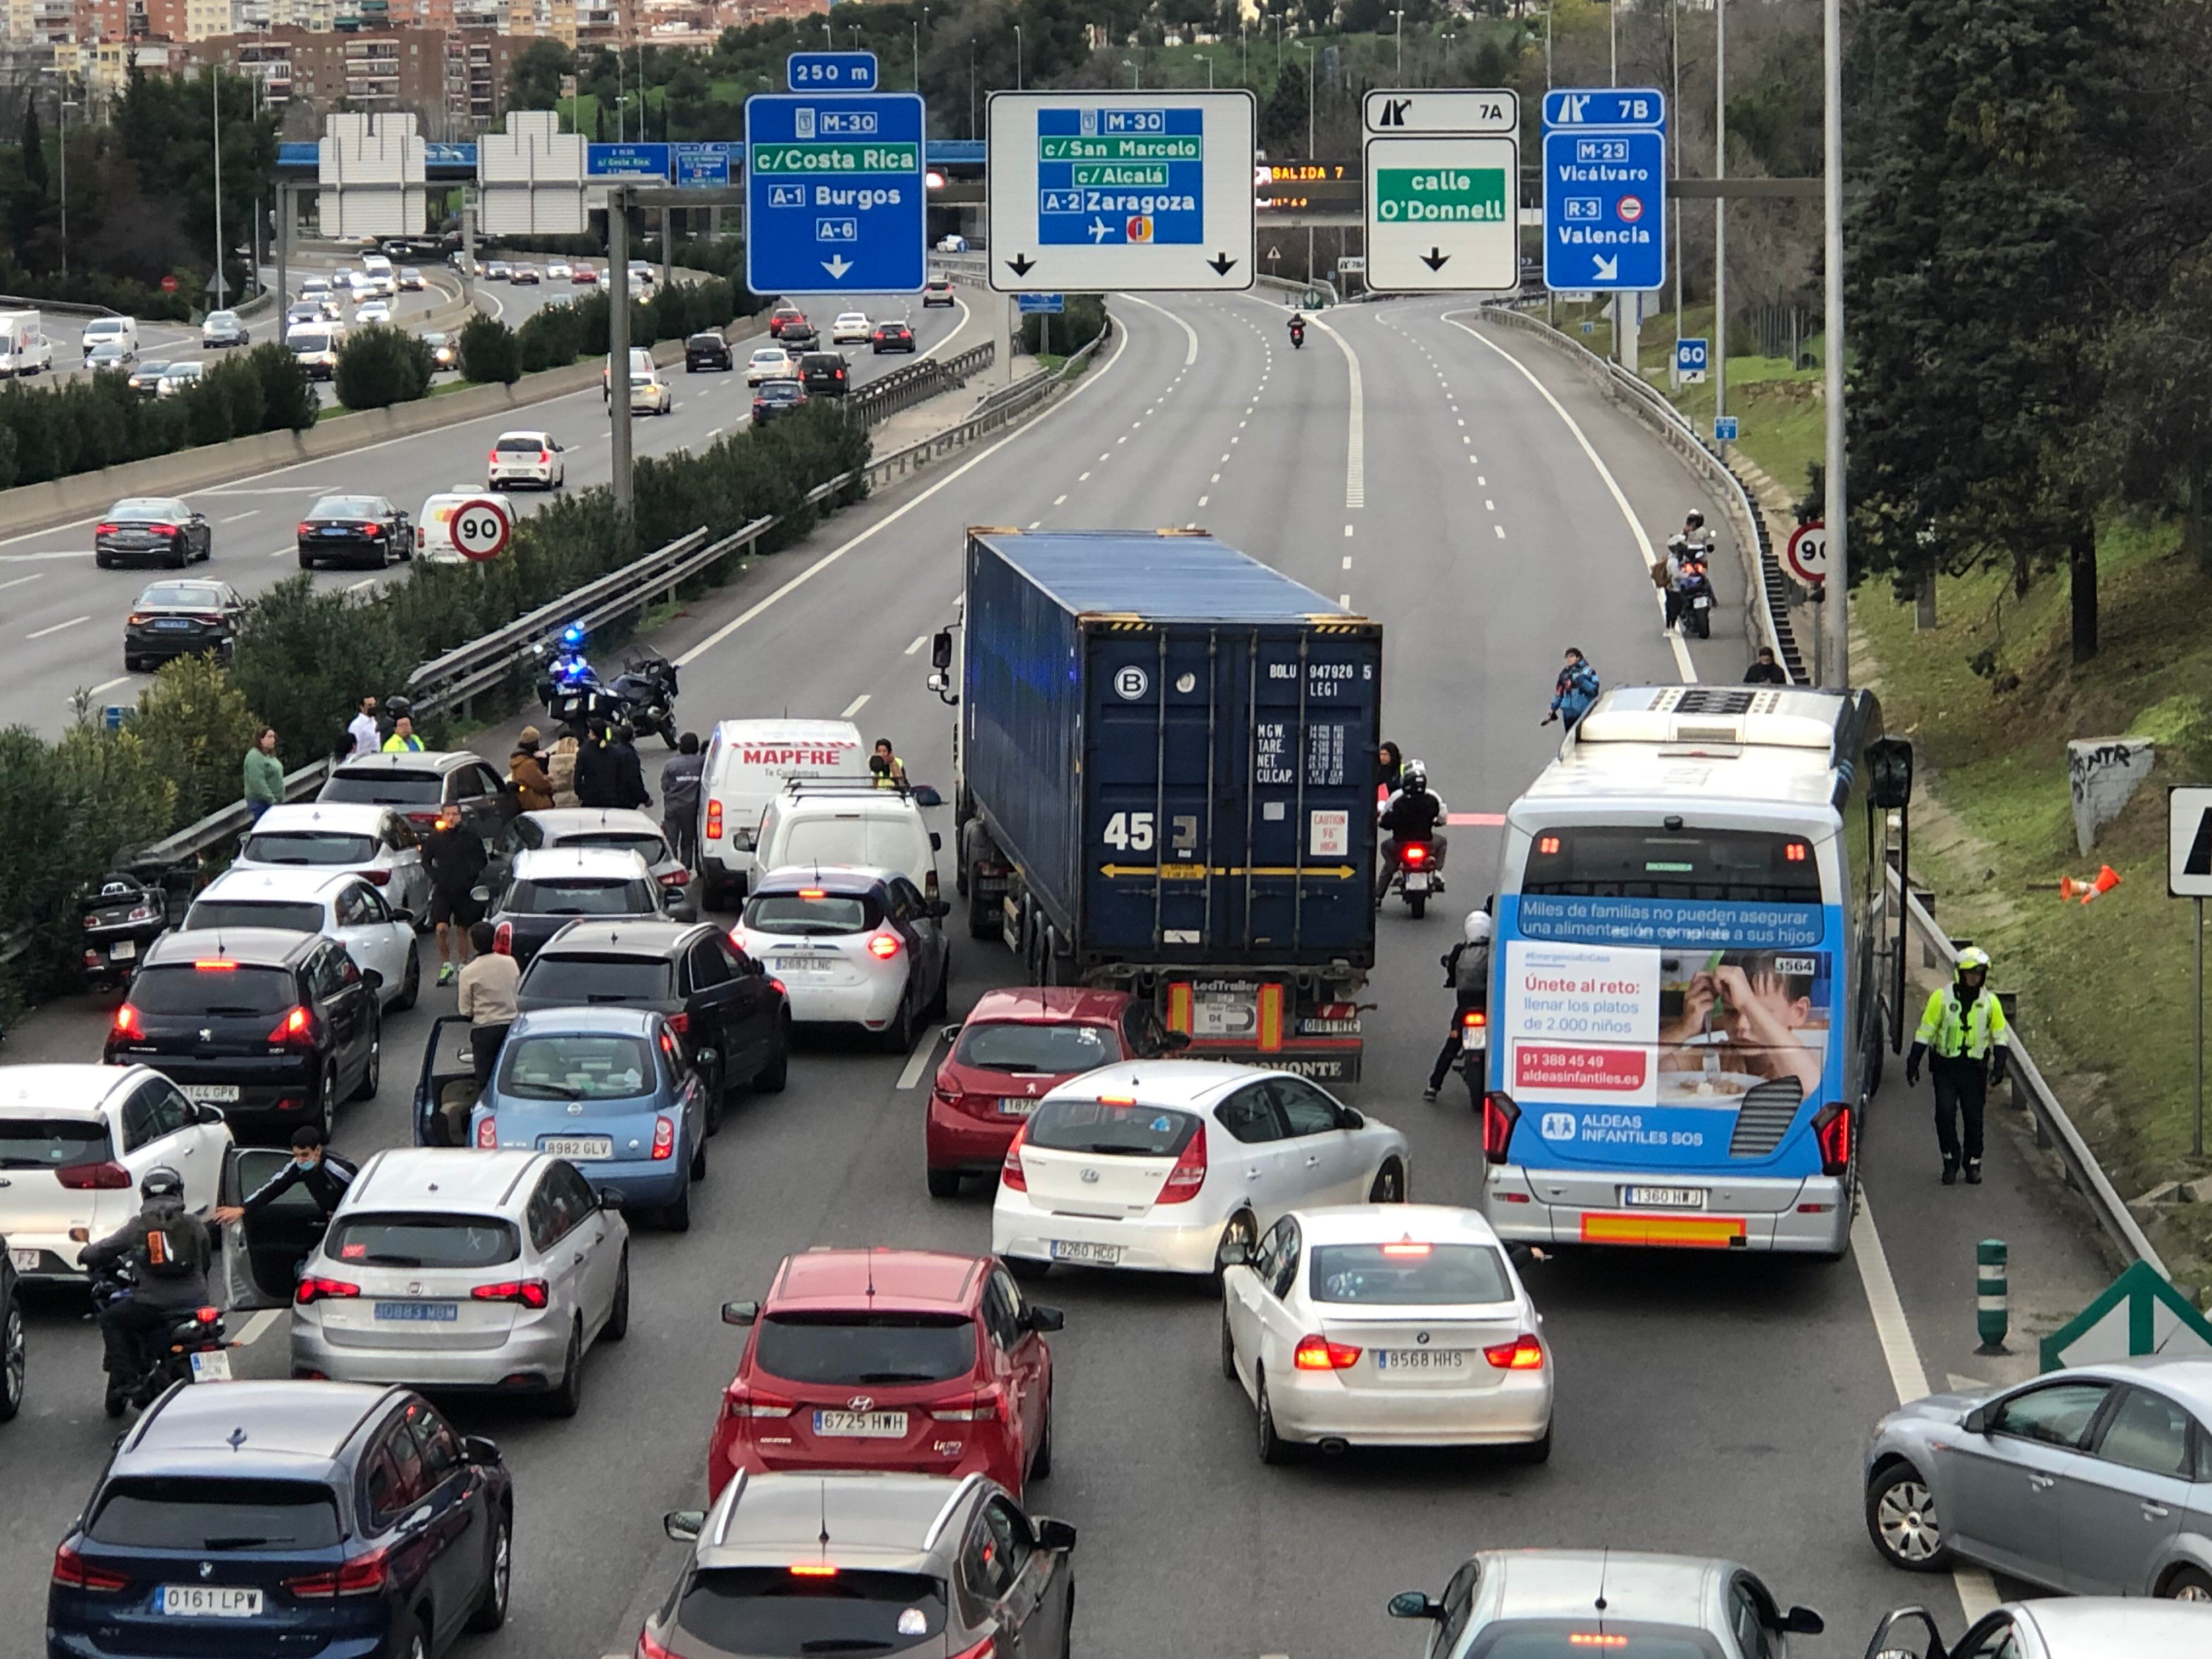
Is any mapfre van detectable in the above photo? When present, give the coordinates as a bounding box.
[695,719,868,906]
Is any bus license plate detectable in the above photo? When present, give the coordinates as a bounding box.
[815,1410,907,1437]
[160,1584,262,1617]
[1622,1186,1705,1209]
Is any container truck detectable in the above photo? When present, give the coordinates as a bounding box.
[929,528,1383,1081]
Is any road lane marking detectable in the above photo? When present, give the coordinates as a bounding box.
[1211,473,1221,483]
[1053,494,1066,505]
[28,614,89,638]
[1079,471,1090,481]
[83,675,133,697]
[1197,495,1208,506]
[0,573,44,592]
[1485,499,1495,510]
[0,550,93,562]
[1344,525,1353,537]
[904,634,928,655]
[1114,291,1199,366]
[346,578,376,591]
[1339,593,1351,606]
[1494,525,1505,539]
[218,510,260,523]
[895,1032,939,1090]
[840,693,870,718]
[234,1308,284,1347]
[1342,555,1352,569]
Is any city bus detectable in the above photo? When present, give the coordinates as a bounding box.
[1480,684,1891,1257]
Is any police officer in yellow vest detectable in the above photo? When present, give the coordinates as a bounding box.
[1905,946,2010,1186]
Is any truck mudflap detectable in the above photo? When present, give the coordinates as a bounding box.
[1163,979,1364,1082]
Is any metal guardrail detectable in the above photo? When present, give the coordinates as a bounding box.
[845,342,994,428]
[1481,303,1805,685]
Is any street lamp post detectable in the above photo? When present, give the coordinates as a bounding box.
[1193,53,1211,89]
[1822,0,1848,685]
[1393,10,1404,81]
[1293,41,1314,278]
[914,8,928,92]
[1014,25,1023,91]
[211,70,225,308]
[968,38,977,137]
[1122,58,1139,91]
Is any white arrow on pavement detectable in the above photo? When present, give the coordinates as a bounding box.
[1593,253,1619,282]
[822,256,854,280]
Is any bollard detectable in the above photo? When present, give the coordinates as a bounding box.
[1976,1238,2010,1355]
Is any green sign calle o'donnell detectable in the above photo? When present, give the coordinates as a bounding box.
[1372,166,1507,224]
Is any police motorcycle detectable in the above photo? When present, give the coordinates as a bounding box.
[533,624,681,744]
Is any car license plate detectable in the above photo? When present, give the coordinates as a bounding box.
[1374,1348,1469,1372]
[1405,871,1430,893]
[182,1084,239,1104]
[1049,1240,1122,1265]
[541,1136,612,1160]
[374,1301,459,1322]
[188,1348,232,1384]
[155,618,193,630]
[109,939,136,961]
[160,1584,261,1617]
[777,953,834,975]
[9,1247,39,1272]
[1465,1025,1486,1049]
[319,527,348,535]
[1622,1186,1706,1209]
[997,1098,1037,1117]
[814,1409,907,1437]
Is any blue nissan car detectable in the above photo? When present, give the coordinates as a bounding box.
[469,1005,709,1231]
[48,1380,511,1659]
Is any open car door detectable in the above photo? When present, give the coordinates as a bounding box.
[415,1013,485,1148]
[217,1145,328,1312]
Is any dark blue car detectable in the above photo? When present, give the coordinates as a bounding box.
[48,1380,511,1659]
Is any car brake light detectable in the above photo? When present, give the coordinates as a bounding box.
[657,867,689,887]
[635,1628,674,1659]
[769,978,786,996]
[52,1543,129,1592]
[866,931,901,960]
[1482,1092,1521,1165]
[269,1004,315,1043]
[494,921,512,955]
[947,1640,996,1659]
[1294,1334,1362,1370]
[930,1387,1007,1422]
[1462,1008,1487,1031]
[471,1279,549,1308]
[94,522,119,535]
[283,1547,388,1597]
[362,868,391,885]
[109,1003,142,1040]
[1379,1240,1432,1257]
[150,523,178,537]
[1000,1122,1029,1191]
[788,1563,838,1578]
[296,1275,360,1305]
[193,959,238,970]
[1485,1334,1545,1370]
[1158,1123,1207,1203]
[476,1116,498,1149]
[538,449,551,463]
[57,1160,133,1191]
[297,522,314,537]
[652,1116,675,1160]
[1566,1638,1628,1650]
[663,1012,691,1039]
[724,1385,795,1419]
[487,449,496,465]
[1812,1102,1853,1177]
[704,800,723,840]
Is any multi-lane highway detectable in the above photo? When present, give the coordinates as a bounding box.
[0,289,2113,1657]
[0,286,977,736]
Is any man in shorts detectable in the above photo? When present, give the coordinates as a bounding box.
[421,814,488,985]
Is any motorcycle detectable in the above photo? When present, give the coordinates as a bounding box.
[1454,1004,1489,1111]
[1289,323,1306,349]
[78,872,168,992]
[90,1259,232,1418]
[533,627,681,746]
[1678,550,1716,640]
[1386,839,1442,918]
[607,653,681,747]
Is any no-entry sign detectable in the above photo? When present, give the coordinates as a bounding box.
[451,498,512,562]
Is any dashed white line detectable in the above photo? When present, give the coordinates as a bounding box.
[27,614,89,639]
[1197,495,1208,506]
[1053,494,1067,505]
[1493,525,1505,540]
[1078,471,1091,482]
[1342,555,1352,569]
[841,693,870,718]
[234,1308,284,1347]
[904,634,928,655]
[345,578,376,591]
[895,1031,940,1090]
[1485,500,1496,510]
[1210,473,1221,483]
[83,675,133,697]
[1028,520,1042,529]
[1339,593,1351,606]
[1344,525,1354,537]
[0,572,44,592]
[218,510,260,523]
[269,546,296,558]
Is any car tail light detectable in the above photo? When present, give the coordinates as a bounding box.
[724,1385,795,1419]
[487,449,497,466]
[296,1275,360,1305]
[52,1543,129,1592]
[930,1386,1007,1422]
[476,1116,498,1149]
[362,868,391,885]
[538,449,551,464]
[471,1279,549,1308]
[769,978,787,997]
[1158,1123,1207,1203]
[866,931,901,960]
[1484,1334,1545,1371]
[57,1160,133,1191]
[652,1116,675,1160]
[657,867,689,887]
[1000,1122,1029,1191]
[127,613,151,625]
[493,921,513,955]
[94,522,119,535]
[1293,1334,1362,1370]
[109,1002,143,1040]
[635,1628,674,1659]
[297,522,315,538]
[663,1012,691,1039]
[283,1547,388,1597]
[191,613,222,626]
[1812,1102,1853,1177]
[1462,1008,1487,1032]
[1482,1092,1521,1165]
[150,524,178,537]
[704,800,724,840]
[1401,843,1428,866]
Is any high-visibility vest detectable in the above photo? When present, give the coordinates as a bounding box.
[1916,984,2010,1060]
[382,733,424,753]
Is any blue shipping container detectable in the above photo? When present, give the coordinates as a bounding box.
[961,530,1381,971]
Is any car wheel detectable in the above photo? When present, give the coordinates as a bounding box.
[1029,1390,1053,1480]
[923,951,950,1020]
[546,1323,583,1418]
[702,1060,725,1137]
[391,945,421,1012]
[602,1248,630,1342]
[1865,1460,1949,1571]
[754,1021,790,1093]
[878,993,915,1055]
[96,553,111,568]
[2162,1564,2212,1600]
[1255,1369,1292,1465]
[400,1615,429,1659]
[313,1060,338,1138]
[463,1511,511,1632]
[0,1291,24,1423]
[169,542,188,570]
[926,1167,963,1199]
[297,552,315,569]
[1220,1303,1239,1386]
[1007,1256,1050,1284]
[348,1011,381,1102]
[661,1176,692,1233]
[1368,1160,1407,1203]
[123,657,140,674]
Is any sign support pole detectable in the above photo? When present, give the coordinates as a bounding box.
[1821,0,1850,687]
[609,188,633,514]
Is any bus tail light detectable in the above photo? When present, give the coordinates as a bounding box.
[1482,1092,1520,1165]
[1812,1102,1853,1177]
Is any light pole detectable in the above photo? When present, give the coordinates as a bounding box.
[1822,0,1848,685]
[1122,57,1139,90]
[968,38,977,137]
[914,8,928,92]
[1393,10,1404,81]
[1014,25,1023,91]
[1293,40,1313,278]
[211,69,225,308]
[821,20,831,48]
[1715,0,1728,445]
[1610,0,1617,85]
[615,48,623,140]
[1436,31,1454,91]
[1193,52,1211,89]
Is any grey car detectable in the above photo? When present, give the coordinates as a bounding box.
[1389,1549,1822,1657]
[1864,1357,2212,1599]
[1866,1598,2212,1659]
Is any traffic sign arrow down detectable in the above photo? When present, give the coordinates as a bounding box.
[1006,253,1036,278]
[1420,247,1449,270]
[1207,253,1237,275]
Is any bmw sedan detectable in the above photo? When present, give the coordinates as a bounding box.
[95,498,212,569]
[298,494,413,571]
[123,580,246,672]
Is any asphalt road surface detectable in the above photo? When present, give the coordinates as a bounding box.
[0,290,2118,1659]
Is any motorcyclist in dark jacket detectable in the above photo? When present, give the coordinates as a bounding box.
[572,726,623,809]
[82,1166,213,1383]
[607,725,652,811]
[1425,909,1492,1099]
[1376,760,1448,901]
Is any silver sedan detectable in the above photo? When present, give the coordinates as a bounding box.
[1863,1357,2212,1598]
[1866,1598,2212,1659]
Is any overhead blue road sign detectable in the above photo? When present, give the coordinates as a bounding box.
[747,91,927,294]
[1543,88,1666,129]
[586,143,672,179]
[1716,415,1739,443]
[673,142,740,188]
[1017,293,1065,313]
[1542,88,1666,294]
[788,51,878,92]
[1675,336,1708,380]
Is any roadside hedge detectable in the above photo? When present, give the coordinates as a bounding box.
[1020,295,1107,358]
[334,324,436,411]
[457,312,521,386]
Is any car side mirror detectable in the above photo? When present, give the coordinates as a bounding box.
[360,969,382,990]
[469,885,491,904]
[1035,1517,1077,1553]
[1779,1607,1824,1637]
[1337,1108,1365,1131]
[929,900,951,919]
[1023,1305,1065,1333]
[1217,1239,1252,1268]
[597,1188,625,1211]
[941,1023,962,1045]
[929,832,943,852]
[1387,1592,1444,1621]
[197,1103,227,1126]
[663,1510,705,1542]
[930,630,953,670]
[1963,1404,1991,1434]
[461,1434,503,1466]
[391,907,414,927]
[721,1300,759,1327]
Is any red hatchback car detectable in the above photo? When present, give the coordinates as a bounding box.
[768,304,806,338]
[926,987,1181,1197]
[710,1248,1060,1501]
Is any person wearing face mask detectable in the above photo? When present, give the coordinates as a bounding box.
[1906,947,2010,1186]
[211,1125,357,1230]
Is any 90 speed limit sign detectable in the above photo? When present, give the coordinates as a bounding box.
[451,498,512,563]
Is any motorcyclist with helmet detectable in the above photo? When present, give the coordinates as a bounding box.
[1288,312,1307,349]
[1376,758,1448,904]
[1424,907,1493,1102]
[1663,510,1707,633]
[80,1166,214,1404]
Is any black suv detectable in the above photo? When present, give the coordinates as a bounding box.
[515,918,789,1130]
[797,351,849,397]
[318,750,517,843]
[684,332,733,373]
[105,928,381,1140]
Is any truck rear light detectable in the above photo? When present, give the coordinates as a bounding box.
[471,1279,549,1308]
[704,800,723,840]
[1482,1092,1520,1165]
[57,1160,133,1190]
[1157,1123,1207,1203]
[652,1116,676,1160]
[52,1543,129,1592]
[1293,1334,1362,1370]
[295,1275,360,1305]
[1483,1334,1545,1370]
[476,1116,498,1149]
[1812,1102,1853,1177]
[999,1123,1029,1190]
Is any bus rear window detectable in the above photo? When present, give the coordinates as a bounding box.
[1521,827,1819,902]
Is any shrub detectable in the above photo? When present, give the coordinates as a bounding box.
[1020,295,1107,357]
[230,575,416,766]
[184,373,235,447]
[130,653,265,828]
[247,341,318,431]
[335,324,436,410]
[516,304,583,373]
[458,312,521,386]
[205,354,266,438]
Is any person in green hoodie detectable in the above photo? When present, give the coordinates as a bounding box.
[244,727,284,821]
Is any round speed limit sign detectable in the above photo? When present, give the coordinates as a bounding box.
[1784,521,1829,585]
[451,498,512,563]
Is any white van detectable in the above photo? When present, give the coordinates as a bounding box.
[753,780,943,904]
[416,490,512,563]
[0,311,53,377]
[286,321,343,380]
[696,719,868,906]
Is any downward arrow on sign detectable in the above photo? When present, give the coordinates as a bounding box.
[1006,253,1036,278]
[1420,247,1449,271]
[821,256,854,280]
[1206,252,1238,276]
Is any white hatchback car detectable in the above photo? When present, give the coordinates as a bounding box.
[0,1065,232,1284]
[830,312,872,344]
[230,803,431,923]
[992,1062,1410,1282]
[487,429,566,490]
[545,261,573,281]
[1221,1203,1552,1463]
[287,1147,628,1412]
[732,865,950,1051]
[746,346,794,385]
[183,866,422,1011]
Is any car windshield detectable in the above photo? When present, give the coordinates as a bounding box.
[560,831,667,862]
[1025,1099,1200,1158]
[127,964,296,1016]
[323,770,442,804]
[183,899,325,934]
[133,362,172,376]
[758,383,801,400]
[676,1569,947,1658]
[289,332,331,352]
[112,499,184,521]
[328,1214,519,1269]
[241,830,380,864]
[778,819,918,870]
[521,955,673,1003]
[88,1479,342,1551]
[1307,1243,1514,1306]
[506,878,651,916]
[423,332,447,346]
[495,436,544,452]
[310,498,382,520]
[138,584,222,608]
[751,351,785,363]
[1468,1628,1722,1659]
[744,892,878,936]
[499,1034,654,1101]
[206,312,237,326]
[954,1020,1118,1075]
[0,1115,111,1171]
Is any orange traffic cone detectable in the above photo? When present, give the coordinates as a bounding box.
[2078,865,2122,904]
[2059,874,2089,901]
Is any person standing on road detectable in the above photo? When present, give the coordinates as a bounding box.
[1744,647,1788,685]
[421,814,488,986]
[382,714,425,753]
[456,920,520,1082]
[243,727,283,821]
[608,724,652,812]
[660,732,705,868]
[347,695,381,760]
[1546,648,1600,732]
[573,725,621,809]
[546,723,582,808]
[509,727,555,812]
[1906,946,2011,1186]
